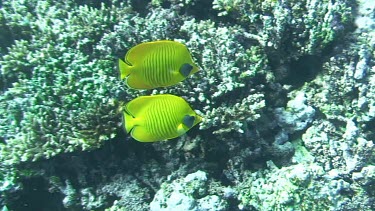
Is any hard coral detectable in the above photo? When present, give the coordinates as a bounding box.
[0,1,130,164]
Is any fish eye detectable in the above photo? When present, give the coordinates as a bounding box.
[182,115,195,128]
[179,63,193,77]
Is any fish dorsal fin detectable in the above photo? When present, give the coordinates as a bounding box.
[125,42,153,65]
[125,40,173,65]
[125,96,154,117]
[179,63,193,77]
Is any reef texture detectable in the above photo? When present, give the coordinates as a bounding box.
[0,0,374,210]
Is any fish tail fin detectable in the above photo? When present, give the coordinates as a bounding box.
[123,111,135,134]
[118,59,132,80]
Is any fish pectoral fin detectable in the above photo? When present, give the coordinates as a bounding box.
[131,127,161,142]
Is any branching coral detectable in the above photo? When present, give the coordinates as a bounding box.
[0,1,131,164]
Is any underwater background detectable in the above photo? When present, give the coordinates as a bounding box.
[0,0,374,210]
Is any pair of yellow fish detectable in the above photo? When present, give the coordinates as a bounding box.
[119,40,202,142]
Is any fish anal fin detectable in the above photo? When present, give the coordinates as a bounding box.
[131,126,162,142]
[126,74,152,89]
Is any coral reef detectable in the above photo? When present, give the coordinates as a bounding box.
[0,0,129,164]
[238,161,329,210]
[0,0,374,210]
[150,171,229,211]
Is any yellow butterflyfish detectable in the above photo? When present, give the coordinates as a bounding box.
[118,40,199,89]
[123,94,202,142]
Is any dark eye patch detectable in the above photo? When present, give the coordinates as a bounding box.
[179,63,193,77]
[182,115,195,128]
